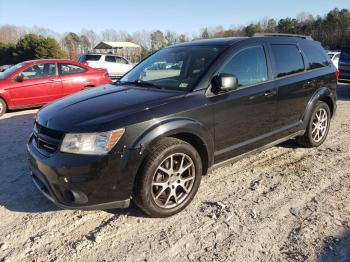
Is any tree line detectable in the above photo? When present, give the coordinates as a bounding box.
[0,8,349,65]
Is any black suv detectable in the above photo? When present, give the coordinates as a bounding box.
[339,46,350,81]
[27,34,337,217]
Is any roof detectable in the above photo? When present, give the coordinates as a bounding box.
[24,59,76,63]
[174,34,317,48]
[253,33,313,40]
[174,37,248,47]
[94,41,141,49]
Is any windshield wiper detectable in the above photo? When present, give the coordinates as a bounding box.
[120,80,162,89]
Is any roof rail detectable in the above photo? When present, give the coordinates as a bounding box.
[253,33,313,40]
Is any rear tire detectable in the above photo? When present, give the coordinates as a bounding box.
[0,98,7,117]
[133,137,202,217]
[296,101,331,148]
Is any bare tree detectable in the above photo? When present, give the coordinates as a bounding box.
[0,25,20,44]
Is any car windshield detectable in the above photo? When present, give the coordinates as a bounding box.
[0,62,27,80]
[120,45,225,91]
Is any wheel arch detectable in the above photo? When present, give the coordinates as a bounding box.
[131,118,214,176]
[0,93,10,110]
[302,87,335,129]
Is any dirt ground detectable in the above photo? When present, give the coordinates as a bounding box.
[0,83,349,262]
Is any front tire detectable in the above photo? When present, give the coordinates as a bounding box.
[0,98,7,117]
[133,137,202,217]
[296,101,331,147]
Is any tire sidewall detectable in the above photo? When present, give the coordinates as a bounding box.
[141,142,202,217]
[0,98,6,117]
[307,102,331,147]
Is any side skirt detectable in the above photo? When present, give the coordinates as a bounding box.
[209,130,305,172]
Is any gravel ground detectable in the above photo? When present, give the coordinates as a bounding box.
[0,83,349,262]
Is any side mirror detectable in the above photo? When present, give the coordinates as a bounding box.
[211,73,238,93]
[14,74,24,82]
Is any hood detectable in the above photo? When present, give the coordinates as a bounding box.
[36,84,184,132]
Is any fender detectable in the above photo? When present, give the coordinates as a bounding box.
[130,117,214,167]
[302,87,335,129]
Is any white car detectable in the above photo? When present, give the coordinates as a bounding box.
[79,54,134,80]
[328,51,340,69]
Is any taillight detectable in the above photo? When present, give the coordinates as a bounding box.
[336,69,340,80]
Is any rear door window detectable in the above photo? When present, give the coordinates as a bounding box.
[79,55,101,63]
[59,63,86,75]
[302,45,330,69]
[105,56,116,63]
[270,44,305,78]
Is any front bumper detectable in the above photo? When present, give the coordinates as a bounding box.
[27,135,141,210]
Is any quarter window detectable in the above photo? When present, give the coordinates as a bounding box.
[271,44,304,78]
[59,63,86,75]
[220,45,268,87]
[302,45,330,69]
[116,57,128,64]
[22,63,56,79]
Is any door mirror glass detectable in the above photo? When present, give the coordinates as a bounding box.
[211,73,238,93]
[14,73,24,82]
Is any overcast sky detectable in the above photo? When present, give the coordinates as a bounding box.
[0,0,349,33]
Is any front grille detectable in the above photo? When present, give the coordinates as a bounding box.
[32,122,65,154]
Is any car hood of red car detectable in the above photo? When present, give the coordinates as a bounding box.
[36,84,186,133]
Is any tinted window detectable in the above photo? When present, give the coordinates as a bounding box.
[303,45,330,69]
[22,63,56,79]
[220,45,268,87]
[105,56,116,63]
[340,47,350,62]
[79,55,101,63]
[59,63,86,75]
[271,44,304,77]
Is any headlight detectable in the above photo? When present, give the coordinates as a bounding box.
[60,128,125,155]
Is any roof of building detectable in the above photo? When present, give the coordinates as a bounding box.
[94,41,141,49]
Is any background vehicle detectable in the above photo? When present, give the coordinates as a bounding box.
[0,64,13,72]
[79,53,134,80]
[0,59,111,116]
[328,51,340,69]
[339,47,350,81]
[27,34,337,217]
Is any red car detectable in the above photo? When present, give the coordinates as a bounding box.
[0,59,112,116]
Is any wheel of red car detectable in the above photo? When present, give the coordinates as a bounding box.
[0,98,7,117]
[133,137,202,217]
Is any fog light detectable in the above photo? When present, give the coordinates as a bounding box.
[64,189,88,204]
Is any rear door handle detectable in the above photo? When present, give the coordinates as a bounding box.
[304,79,315,88]
[264,89,277,98]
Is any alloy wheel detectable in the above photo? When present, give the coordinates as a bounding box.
[151,153,196,209]
[311,108,328,142]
